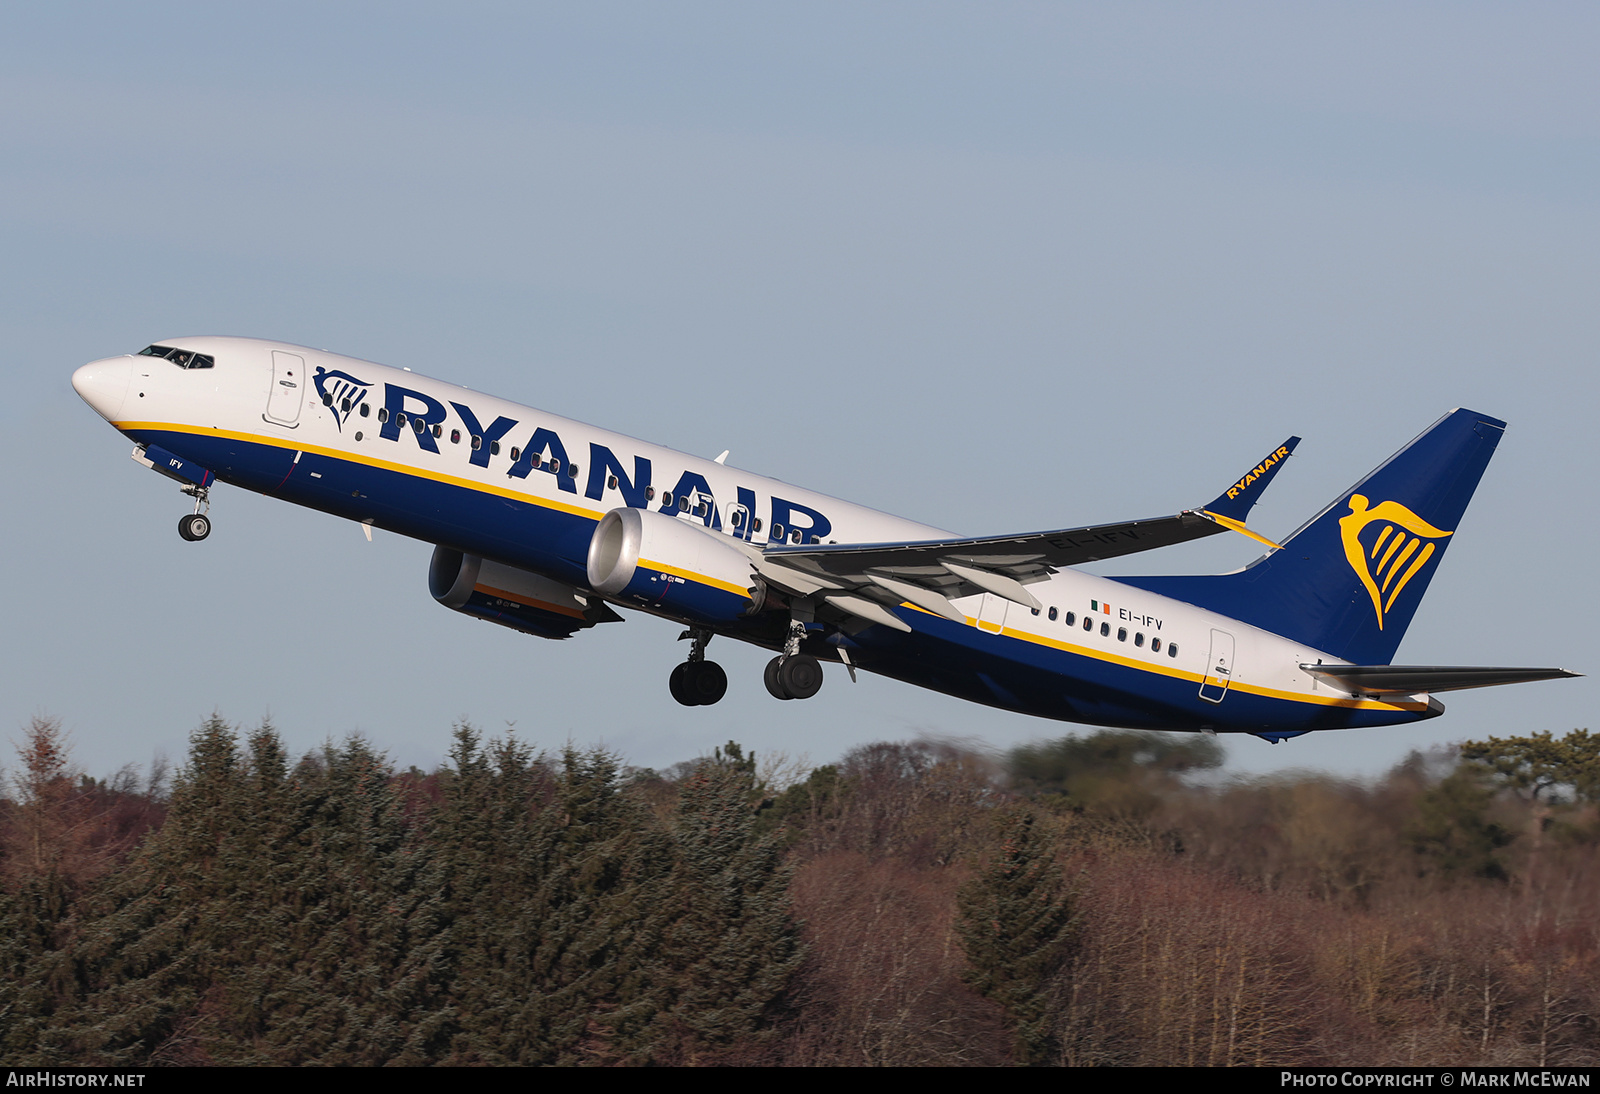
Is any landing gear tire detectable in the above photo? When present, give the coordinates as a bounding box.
[671,660,728,707]
[670,662,694,706]
[779,654,824,699]
[765,654,823,700]
[178,513,211,541]
[689,660,727,705]
[764,657,792,700]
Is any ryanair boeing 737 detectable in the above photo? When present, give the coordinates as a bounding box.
[72,338,1576,742]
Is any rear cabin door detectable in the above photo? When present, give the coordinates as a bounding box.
[1199,628,1235,703]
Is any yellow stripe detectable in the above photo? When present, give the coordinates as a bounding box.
[638,558,753,600]
[114,420,602,521]
[124,422,756,599]
[898,602,1425,713]
[1200,510,1285,551]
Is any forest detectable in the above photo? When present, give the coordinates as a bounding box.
[1,715,1597,1067]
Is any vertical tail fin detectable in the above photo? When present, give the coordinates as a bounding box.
[1122,409,1506,664]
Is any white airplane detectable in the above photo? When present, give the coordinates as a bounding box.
[72,337,1576,742]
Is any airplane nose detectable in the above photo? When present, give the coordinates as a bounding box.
[73,357,132,422]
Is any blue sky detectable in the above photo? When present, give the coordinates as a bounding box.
[3,2,1595,781]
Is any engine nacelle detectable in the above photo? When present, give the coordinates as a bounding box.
[429,547,622,640]
[586,507,763,625]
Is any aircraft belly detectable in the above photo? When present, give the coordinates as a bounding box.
[843,614,1433,733]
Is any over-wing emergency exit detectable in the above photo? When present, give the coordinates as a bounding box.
[72,337,1577,742]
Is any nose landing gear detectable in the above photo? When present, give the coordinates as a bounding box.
[178,512,211,541]
[177,485,212,542]
[670,627,728,706]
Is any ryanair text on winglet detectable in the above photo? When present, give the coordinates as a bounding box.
[1226,446,1292,500]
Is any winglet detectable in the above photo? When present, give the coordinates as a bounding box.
[1203,436,1300,523]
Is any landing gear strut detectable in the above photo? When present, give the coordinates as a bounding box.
[670,627,727,706]
[177,485,212,542]
[764,619,824,701]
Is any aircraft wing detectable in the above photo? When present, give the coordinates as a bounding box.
[755,436,1300,630]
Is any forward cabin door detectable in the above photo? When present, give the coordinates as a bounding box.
[1198,628,1235,703]
[265,351,306,426]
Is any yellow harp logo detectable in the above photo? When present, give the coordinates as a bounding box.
[1339,495,1453,630]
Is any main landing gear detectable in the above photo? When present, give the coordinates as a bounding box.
[177,485,212,542]
[670,627,728,706]
[764,619,824,701]
[665,620,829,706]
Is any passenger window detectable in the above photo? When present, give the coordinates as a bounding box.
[646,487,656,501]
[1031,607,1040,617]
[662,491,674,507]
[322,393,333,406]
[678,496,690,512]
[1083,617,1092,631]
[608,474,619,490]
[490,440,501,456]
[1152,638,1161,653]
[567,463,578,478]
[377,408,389,423]
[360,404,370,417]
[1168,643,1179,658]
[752,517,763,533]
[772,523,785,540]
[549,457,561,474]
[1065,612,1075,627]
[432,424,442,438]
[396,412,407,427]
[1048,607,1058,621]
[341,398,352,413]
[450,429,460,444]
[792,529,802,543]
[510,447,521,462]
[471,435,482,450]
[412,418,425,434]
[1117,628,1127,642]
[1134,633,1144,647]
[1100,622,1110,637]
[731,510,745,528]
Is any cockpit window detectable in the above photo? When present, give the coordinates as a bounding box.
[138,344,214,370]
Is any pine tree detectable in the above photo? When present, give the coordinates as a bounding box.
[1406,766,1514,882]
[30,718,447,1065]
[643,742,803,1063]
[957,805,1074,1064]
[433,731,678,1064]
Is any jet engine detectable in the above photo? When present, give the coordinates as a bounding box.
[586,507,764,624]
[429,546,622,639]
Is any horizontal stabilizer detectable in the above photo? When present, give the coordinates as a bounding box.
[1301,664,1581,695]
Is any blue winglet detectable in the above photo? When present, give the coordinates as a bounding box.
[1204,436,1300,523]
